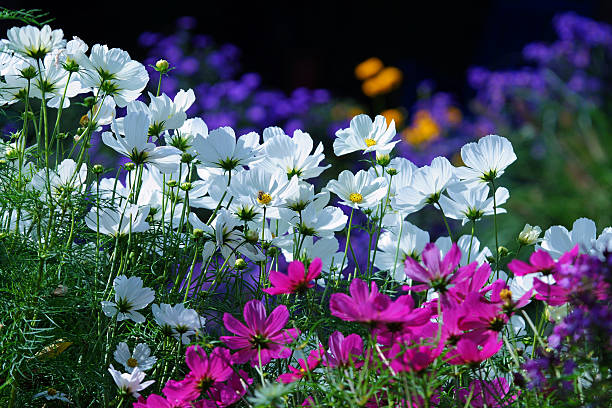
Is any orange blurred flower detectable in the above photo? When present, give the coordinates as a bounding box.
[381,108,404,128]
[361,66,403,97]
[446,106,463,125]
[402,110,440,146]
[354,57,384,80]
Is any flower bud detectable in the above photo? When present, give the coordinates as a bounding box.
[181,153,195,163]
[155,59,170,74]
[245,229,259,244]
[498,246,509,258]
[234,258,248,270]
[124,162,136,171]
[518,224,541,246]
[83,96,96,109]
[5,148,19,161]
[192,228,204,239]
[92,164,104,174]
[386,167,398,176]
[376,153,391,167]
[180,182,192,191]
[166,179,178,188]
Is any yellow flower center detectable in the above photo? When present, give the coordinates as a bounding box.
[499,289,513,303]
[299,367,306,373]
[257,191,272,205]
[47,388,57,396]
[349,193,363,203]
[365,138,377,147]
[127,357,138,368]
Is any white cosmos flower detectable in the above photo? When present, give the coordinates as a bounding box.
[75,44,148,107]
[102,111,181,173]
[537,217,611,259]
[518,224,542,246]
[392,156,455,215]
[384,157,418,198]
[152,303,206,345]
[33,388,71,402]
[260,127,330,179]
[28,158,87,202]
[281,189,348,238]
[228,168,299,219]
[435,235,492,266]
[326,169,387,209]
[119,89,195,137]
[192,126,262,171]
[2,25,65,59]
[438,181,509,225]
[85,203,150,236]
[101,275,155,323]
[114,342,157,373]
[189,209,265,263]
[455,134,517,182]
[167,117,208,154]
[108,365,154,398]
[333,114,398,156]
[27,50,89,108]
[374,221,430,281]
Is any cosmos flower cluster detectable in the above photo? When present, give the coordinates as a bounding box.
[2,23,611,407]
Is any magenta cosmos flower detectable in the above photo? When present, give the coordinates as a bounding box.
[403,243,471,293]
[263,258,322,295]
[330,278,429,328]
[323,331,364,369]
[164,346,233,402]
[221,300,300,366]
[277,346,324,384]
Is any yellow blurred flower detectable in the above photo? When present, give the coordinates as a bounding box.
[402,110,440,146]
[381,108,404,128]
[446,106,463,125]
[361,66,403,97]
[355,57,384,80]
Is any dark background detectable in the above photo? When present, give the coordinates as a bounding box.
[2,1,612,106]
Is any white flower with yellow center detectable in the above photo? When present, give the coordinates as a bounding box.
[151,303,206,344]
[326,169,387,209]
[228,168,299,219]
[333,114,398,156]
[114,342,157,373]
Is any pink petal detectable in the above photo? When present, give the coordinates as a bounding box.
[307,258,322,280]
[244,300,267,333]
[263,304,289,336]
[223,313,252,337]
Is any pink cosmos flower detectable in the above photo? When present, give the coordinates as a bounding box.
[323,331,364,369]
[446,333,501,366]
[169,346,233,401]
[444,262,492,306]
[330,278,429,328]
[457,377,518,407]
[277,346,324,383]
[386,322,444,373]
[263,258,322,295]
[458,292,508,335]
[403,243,470,293]
[133,393,192,408]
[507,249,556,276]
[221,299,300,366]
[196,370,252,408]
